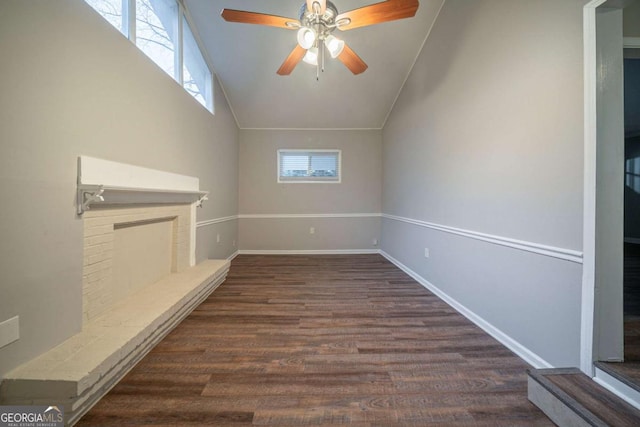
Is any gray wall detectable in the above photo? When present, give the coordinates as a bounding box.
[239,129,381,251]
[594,7,625,362]
[381,0,588,367]
[625,1,640,37]
[0,0,238,379]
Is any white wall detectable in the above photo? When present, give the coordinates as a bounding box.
[0,0,238,378]
[381,0,588,367]
[239,129,381,251]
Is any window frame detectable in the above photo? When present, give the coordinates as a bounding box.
[181,14,214,111]
[84,0,214,114]
[277,149,342,184]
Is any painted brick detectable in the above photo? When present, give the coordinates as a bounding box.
[82,204,193,324]
[85,234,114,246]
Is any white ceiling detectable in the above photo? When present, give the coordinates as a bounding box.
[185,0,444,129]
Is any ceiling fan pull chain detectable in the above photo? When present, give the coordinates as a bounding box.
[321,38,325,73]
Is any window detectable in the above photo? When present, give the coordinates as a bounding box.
[627,157,640,193]
[135,0,178,80]
[278,150,341,183]
[84,0,214,112]
[85,0,128,36]
[182,16,213,110]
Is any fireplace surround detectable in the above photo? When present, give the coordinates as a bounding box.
[0,157,230,425]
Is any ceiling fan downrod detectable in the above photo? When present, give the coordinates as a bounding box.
[297,0,345,80]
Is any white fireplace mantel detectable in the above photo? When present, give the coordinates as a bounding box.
[76,156,208,214]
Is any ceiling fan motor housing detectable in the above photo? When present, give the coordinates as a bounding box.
[299,1,340,39]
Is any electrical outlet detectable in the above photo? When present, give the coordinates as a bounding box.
[232,239,236,247]
[310,227,315,235]
[216,233,221,243]
[0,316,19,349]
[373,238,378,246]
[424,248,430,258]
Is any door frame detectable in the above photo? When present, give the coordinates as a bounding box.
[582,0,637,375]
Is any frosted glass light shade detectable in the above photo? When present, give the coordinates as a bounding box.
[303,47,319,65]
[297,27,316,49]
[325,35,345,58]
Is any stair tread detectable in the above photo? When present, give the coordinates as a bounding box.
[595,361,640,393]
[530,368,640,427]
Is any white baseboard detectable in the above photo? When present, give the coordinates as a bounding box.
[227,250,239,261]
[379,250,553,369]
[237,249,380,255]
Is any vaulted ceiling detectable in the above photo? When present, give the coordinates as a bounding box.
[185,0,444,129]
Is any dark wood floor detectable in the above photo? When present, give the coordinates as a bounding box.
[78,254,552,426]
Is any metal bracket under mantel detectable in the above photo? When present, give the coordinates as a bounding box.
[76,184,209,215]
[77,185,105,215]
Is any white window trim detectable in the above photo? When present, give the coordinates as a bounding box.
[277,149,342,184]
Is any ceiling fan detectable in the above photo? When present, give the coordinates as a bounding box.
[220,0,419,78]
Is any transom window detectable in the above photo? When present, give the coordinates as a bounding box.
[85,0,213,112]
[278,150,341,183]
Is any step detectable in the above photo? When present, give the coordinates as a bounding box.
[593,361,640,409]
[528,367,640,427]
[0,259,230,426]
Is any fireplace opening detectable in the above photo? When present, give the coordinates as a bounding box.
[112,217,176,306]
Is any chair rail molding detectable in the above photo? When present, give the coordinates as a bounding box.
[238,213,382,219]
[382,214,583,264]
[196,215,239,228]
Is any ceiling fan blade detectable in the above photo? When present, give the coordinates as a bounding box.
[337,44,368,75]
[221,9,299,29]
[306,0,327,15]
[277,45,307,75]
[336,0,419,31]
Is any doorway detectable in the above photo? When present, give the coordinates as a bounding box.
[624,48,640,361]
[583,1,640,404]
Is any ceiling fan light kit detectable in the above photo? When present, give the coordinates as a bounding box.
[221,0,419,78]
[297,27,317,49]
[325,35,344,58]
[303,47,319,65]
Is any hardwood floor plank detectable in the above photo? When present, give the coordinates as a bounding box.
[546,372,640,426]
[78,254,551,426]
